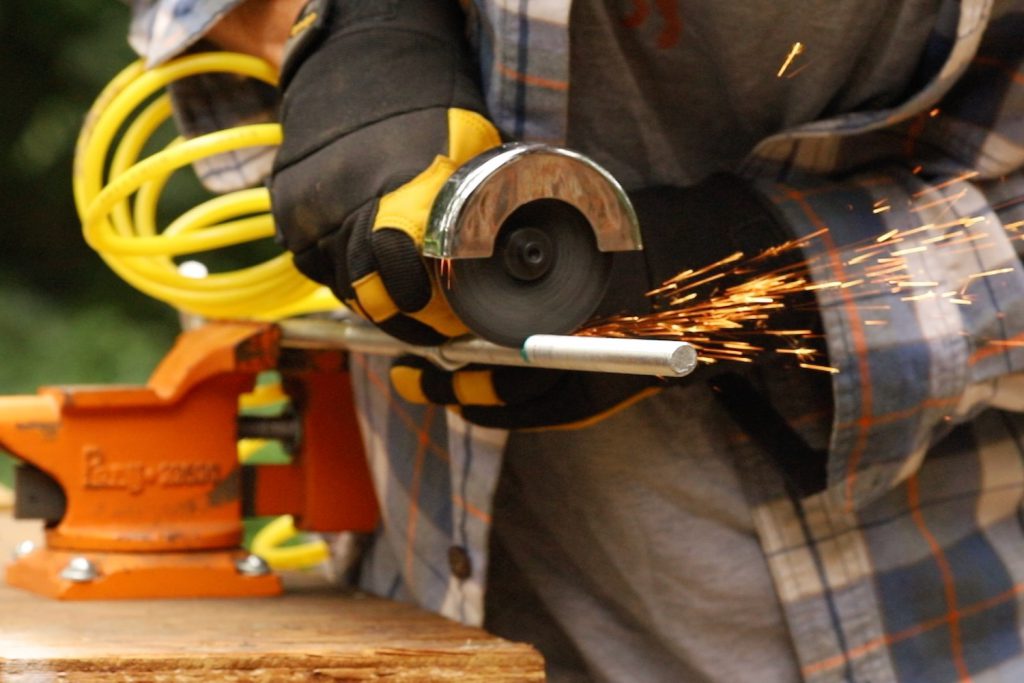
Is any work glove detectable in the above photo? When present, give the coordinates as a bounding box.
[269,0,502,346]
[391,174,812,430]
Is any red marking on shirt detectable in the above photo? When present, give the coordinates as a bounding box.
[621,0,682,49]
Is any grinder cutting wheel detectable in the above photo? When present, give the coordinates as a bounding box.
[425,144,642,347]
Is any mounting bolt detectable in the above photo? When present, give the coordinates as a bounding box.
[60,556,99,583]
[234,554,271,577]
[11,540,36,560]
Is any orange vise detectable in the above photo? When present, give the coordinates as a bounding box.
[0,321,378,599]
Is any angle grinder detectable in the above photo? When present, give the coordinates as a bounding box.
[425,144,642,347]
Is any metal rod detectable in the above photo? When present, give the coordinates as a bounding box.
[279,318,697,378]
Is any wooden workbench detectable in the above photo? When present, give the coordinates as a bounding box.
[0,516,545,681]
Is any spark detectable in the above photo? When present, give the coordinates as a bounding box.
[649,252,743,296]
[911,171,980,198]
[911,188,968,213]
[723,342,764,351]
[920,231,964,245]
[987,340,1024,348]
[777,42,805,77]
[994,194,1024,211]
[892,281,939,288]
[705,348,751,357]
[787,228,830,249]
[894,224,942,240]
[959,267,1015,297]
[799,363,840,374]
[576,211,1006,374]
[890,246,928,256]
[942,233,989,248]
[439,258,454,289]
[805,281,844,291]
[931,216,986,230]
[946,241,997,257]
[710,356,755,364]
[848,250,886,265]
[865,263,909,279]
[782,62,813,79]
[776,348,818,356]
[580,239,831,368]
[968,267,1014,280]
[667,292,698,306]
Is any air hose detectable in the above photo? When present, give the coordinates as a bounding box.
[250,514,331,573]
[72,52,340,320]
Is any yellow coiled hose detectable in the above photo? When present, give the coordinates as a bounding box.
[75,54,339,571]
[72,52,340,320]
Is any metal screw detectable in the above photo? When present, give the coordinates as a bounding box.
[11,540,35,561]
[60,557,99,583]
[234,554,271,577]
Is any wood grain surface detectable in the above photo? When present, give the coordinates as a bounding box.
[0,514,544,681]
[0,582,545,681]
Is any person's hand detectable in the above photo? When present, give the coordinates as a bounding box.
[204,0,308,72]
[269,0,501,345]
[389,175,808,429]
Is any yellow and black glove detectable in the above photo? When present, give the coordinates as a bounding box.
[269,0,501,345]
[389,177,814,430]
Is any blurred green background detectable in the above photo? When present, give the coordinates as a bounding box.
[0,2,192,483]
[2,0,190,396]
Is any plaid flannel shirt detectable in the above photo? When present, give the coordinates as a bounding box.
[130,1,1024,680]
